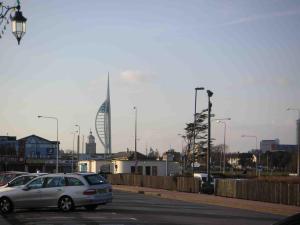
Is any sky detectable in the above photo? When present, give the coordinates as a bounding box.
[1,0,300,155]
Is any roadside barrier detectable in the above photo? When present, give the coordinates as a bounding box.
[107,174,199,193]
[215,179,300,207]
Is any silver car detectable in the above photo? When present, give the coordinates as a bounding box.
[0,173,112,213]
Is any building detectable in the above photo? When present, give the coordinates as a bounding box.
[78,159,111,173]
[85,131,96,155]
[112,160,181,176]
[78,159,181,176]
[162,149,181,162]
[260,139,279,153]
[0,136,19,171]
[260,139,297,153]
[18,135,59,159]
[0,136,17,156]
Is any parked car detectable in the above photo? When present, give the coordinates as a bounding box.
[0,171,28,187]
[0,173,112,213]
[3,173,47,188]
[193,173,215,194]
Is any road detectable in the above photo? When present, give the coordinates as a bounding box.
[1,190,284,225]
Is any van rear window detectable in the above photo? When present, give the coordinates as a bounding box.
[84,174,107,185]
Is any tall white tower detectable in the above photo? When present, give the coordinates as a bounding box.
[95,74,112,157]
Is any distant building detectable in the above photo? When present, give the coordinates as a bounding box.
[0,136,17,157]
[260,139,297,153]
[162,149,181,162]
[260,139,279,153]
[78,159,181,176]
[85,131,96,155]
[18,135,59,159]
[0,136,19,171]
[112,151,147,161]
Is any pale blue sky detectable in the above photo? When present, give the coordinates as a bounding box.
[1,0,300,154]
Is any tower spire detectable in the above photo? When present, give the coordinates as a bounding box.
[95,72,112,158]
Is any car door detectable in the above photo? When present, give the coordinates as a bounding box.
[39,176,65,207]
[13,177,46,208]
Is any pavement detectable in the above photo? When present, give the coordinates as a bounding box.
[112,185,300,217]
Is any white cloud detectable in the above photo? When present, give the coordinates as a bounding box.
[120,70,146,83]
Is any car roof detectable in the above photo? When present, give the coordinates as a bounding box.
[0,171,28,175]
[75,172,96,176]
[17,173,48,177]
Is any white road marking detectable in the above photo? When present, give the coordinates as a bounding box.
[130,217,137,221]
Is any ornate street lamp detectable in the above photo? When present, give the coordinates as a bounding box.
[0,1,27,45]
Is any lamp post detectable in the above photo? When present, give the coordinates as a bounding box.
[75,124,80,171]
[193,87,205,174]
[215,118,231,173]
[241,134,259,176]
[207,90,213,183]
[178,133,188,172]
[71,131,77,173]
[133,106,137,173]
[287,107,300,176]
[37,115,59,173]
[0,1,27,44]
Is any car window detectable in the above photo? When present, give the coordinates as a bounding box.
[9,176,36,187]
[44,177,65,188]
[84,174,107,185]
[27,177,46,189]
[0,175,4,182]
[66,177,84,186]
[4,174,15,183]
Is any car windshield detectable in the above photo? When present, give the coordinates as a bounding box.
[8,176,36,187]
[84,174,107,185]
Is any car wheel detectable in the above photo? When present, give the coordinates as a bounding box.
[84,205,98,211]
[0,197,13,214]
[58,196,74,212]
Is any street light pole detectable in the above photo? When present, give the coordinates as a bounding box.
[75,124,80,171]
[287,108,300,176]
[178,133,188,172]
[134,106,137,173]
[38,115,59,173]
[216,118,231,173]
[241,134,259,176]
[193,87,205,174]
[207,90,213,183]
[71,131,77,173]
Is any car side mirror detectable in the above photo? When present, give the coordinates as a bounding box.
[22,186,30,191]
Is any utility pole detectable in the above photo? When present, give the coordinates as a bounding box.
[207,90,213,184]
[75,125,80,171]
[134,106,137,173]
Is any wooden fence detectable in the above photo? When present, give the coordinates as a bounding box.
[215,179,300,206]
[107,174,200,193]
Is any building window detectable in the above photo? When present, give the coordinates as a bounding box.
[152,166,157,176]
[131,166,135,174]
[137,166,143,175]
[80,163,87,172]
[145,166,151,176]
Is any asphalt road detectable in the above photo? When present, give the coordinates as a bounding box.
[0,190,284,225]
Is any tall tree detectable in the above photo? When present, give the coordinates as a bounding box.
[184,109,208,166]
